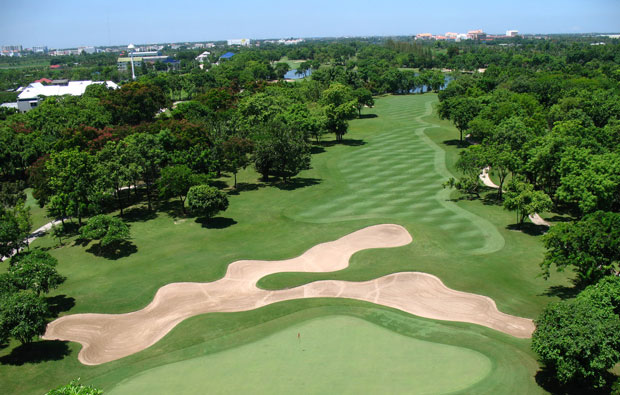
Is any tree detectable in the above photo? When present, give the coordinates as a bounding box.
[80,214,130,251]
[46,149,97,226]
[577,276,620,316]
[0,207,27,260]
[321,83,357,142]
[158,165,197,213]
[222,137,253,188]
[253,123,311,182]
[187,185,229,219]
[0,291,49,345]
[503,181,552,227]
[483,144,519,199]
[438,96,481,144]
[274,62,290,79]
[8,249,65,296]
[443,145,486,198]
[119,133,165,211]
[96,141,131,216]
[540,211,620,285]
[352,88,374,117]
[102,82,169,125]
[532,298,620,388]
[46,379,103,395]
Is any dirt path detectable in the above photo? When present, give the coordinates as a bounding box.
[479,167,550,226]
[43,224,534,365]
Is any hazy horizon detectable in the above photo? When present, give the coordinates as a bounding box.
[1,0,619,49]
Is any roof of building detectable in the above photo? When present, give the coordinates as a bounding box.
[34,78,53,84]
[49,64,61,69]
[220,52,235,59]
[17,80,119,100]
[1,102,18,109]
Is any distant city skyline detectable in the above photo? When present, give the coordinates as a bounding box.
[1,0,619,49]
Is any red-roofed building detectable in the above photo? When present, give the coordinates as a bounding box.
[49,64,61,69]
[34,78,53,84]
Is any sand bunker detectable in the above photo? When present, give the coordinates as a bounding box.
[43,224,534,365]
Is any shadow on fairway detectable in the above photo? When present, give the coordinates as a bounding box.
[506,223,548,236]
[272,177,321,191]
[310,145,326,154]
[85,240,138,260]
[159,200,185,220]
[195,216,237,229]
[546,215,574,223]
[442,139,465,147]
[123,206,157,223]
[227,182,267,195]
[535,367,616,394]
[359,113,378,119]
[540,284,582,300]
[46,294,76,317]
[0,340,71,366]
[318,138,366,147]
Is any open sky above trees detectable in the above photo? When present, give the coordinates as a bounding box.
[1,0,619,48]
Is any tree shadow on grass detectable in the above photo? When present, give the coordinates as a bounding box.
[318,138,366,147]
[506,223,548,236]
[159,199,185,220]
[546,215,575,223]
[535,367,617,395]
[540,284,583,301]
[0,340,71,366]
[195,216,237,229]
[271,177,321,191]
[227,182,266,196]
[209,180,229,190]
[310,145,326,154]
[85,241,137,260]
[359,113,378,119]
[122,206,157,223]
[46,294,76,317]
[442,139,465,147]
[481,192,503,206]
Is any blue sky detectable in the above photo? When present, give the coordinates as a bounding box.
[1,0,619,48]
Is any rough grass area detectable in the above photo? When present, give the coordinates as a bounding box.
[0,94,571,394]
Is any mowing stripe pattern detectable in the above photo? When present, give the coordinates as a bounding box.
[292,96,504,254]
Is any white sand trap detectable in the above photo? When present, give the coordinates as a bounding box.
[43,224,534,365]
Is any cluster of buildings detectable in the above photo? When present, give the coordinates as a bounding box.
[415,29,519,41]
[117,44,179,74]
[2,79,119,112]
[227,39,251,47]
[262,38,305,45]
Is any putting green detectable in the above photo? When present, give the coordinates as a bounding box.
[290,96,503,255]
[108,315,492,394]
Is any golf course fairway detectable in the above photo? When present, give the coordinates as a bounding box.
[108,315,492,394]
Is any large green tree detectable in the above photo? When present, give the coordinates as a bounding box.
[532,297,620,388]
[46,149,98,225]
[187,185,229,219]
[80,214,130,252]
[541,211,620,284]
[119,133,165,211]
[0,291,49,345]
[503,181,552,227]
[8,249,65,296]
[320,83,357,142]
[158,165,198,213]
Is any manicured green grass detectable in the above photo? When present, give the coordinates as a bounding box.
[0,94,571,394]
[107,315,493,394]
